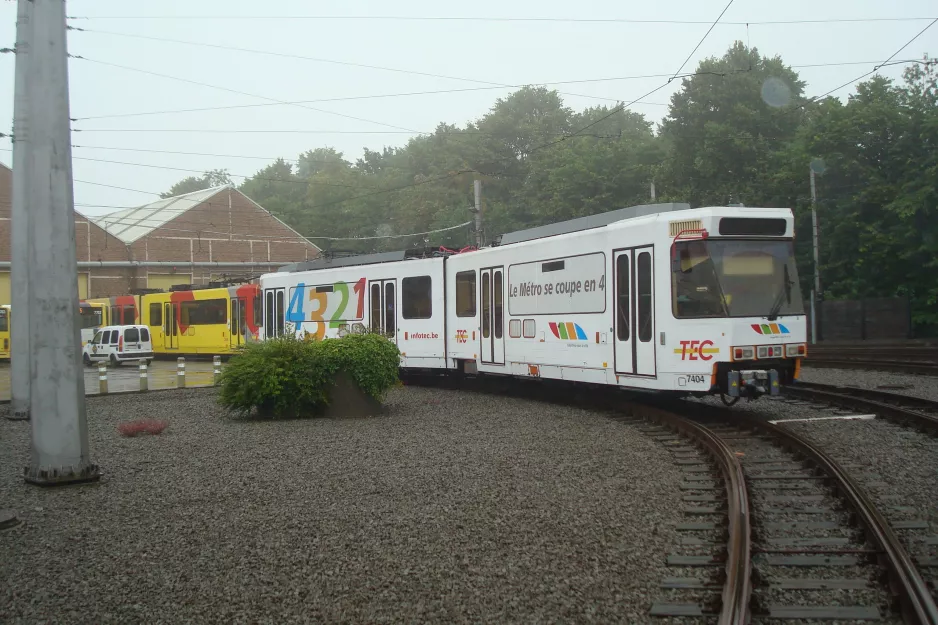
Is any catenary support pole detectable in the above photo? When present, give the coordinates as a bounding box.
[9,0,33,422]
[473,179,483,248]
[23,0,99,486]
[810,168,821,344]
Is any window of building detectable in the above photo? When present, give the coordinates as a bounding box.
[180,299,228,326]
[455,271,476,317]
[523,319,536,338]
[402,276,432,319]
[149,303,162,327]
[509,319,521,338]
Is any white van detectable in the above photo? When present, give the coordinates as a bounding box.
[83,325,154,366]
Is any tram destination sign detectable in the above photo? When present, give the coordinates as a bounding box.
[508,252,606,316]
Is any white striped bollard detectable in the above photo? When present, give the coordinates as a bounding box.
[98,361,108,394]
[139,359,148,392]
[213,356,221,386]
[177,357,186,389]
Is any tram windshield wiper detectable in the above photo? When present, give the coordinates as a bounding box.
[767,264,792,321]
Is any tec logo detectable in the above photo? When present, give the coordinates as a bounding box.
[674,340,720,361]
[455,329,468,344]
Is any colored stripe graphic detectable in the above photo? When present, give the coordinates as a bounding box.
[549,322,588,340]
[751,323,791,335]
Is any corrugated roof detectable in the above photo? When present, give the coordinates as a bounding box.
[91,185,229,244]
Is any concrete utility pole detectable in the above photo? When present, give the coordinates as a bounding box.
[9,0,33,422]
[809,166,821,345]
[23,0,98,486]
[650,182,656,201]
[472,179,483,248]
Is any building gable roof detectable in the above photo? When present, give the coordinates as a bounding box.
[91,185,229,244]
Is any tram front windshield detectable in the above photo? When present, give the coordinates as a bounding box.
[79,307,103,329]
[672,239,804,318]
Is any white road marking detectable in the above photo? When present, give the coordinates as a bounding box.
[769,414,877,425]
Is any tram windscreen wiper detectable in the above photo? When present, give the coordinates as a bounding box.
[766,264,792,321]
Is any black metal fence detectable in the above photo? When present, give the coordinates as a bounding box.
[804,297,913,342]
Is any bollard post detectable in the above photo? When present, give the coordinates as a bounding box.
[213,356,221,386]
[177,357,185,389]
[139,359,148,392]
[98,361,108,394]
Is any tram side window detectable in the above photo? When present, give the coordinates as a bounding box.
[455,271,476,317]
[370,284,382,332]
[275,291,285,336]
[616,255,630,341]
[637,252,652,343]
[481,273,491,338]
[402,276,432,319]
[149,303,162,327]
[0,310,7,332]
[180,299,227,326]
[265,291,275,338]
[493,271,503,339]
[254,294,263,328]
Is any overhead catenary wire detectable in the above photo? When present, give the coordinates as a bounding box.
[67,27,682,106]
[68,59,906,123]
[65,15,938,26]
[670,0,736,81]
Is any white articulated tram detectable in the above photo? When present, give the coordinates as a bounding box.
[259,203,808,401]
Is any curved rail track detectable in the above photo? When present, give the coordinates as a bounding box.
[402,372,938,623]
[784,381,938,433]
[640,400,938,624]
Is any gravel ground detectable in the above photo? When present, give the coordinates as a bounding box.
[800,366,938,401]
[0,386,684,624]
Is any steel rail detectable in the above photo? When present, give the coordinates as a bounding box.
[785,383,938,432]
[738,415,938,625]
[639,405,751,625]
[803,358,938,376]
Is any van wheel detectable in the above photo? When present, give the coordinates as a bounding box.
[83,353,91,366]
[110,354,119,367]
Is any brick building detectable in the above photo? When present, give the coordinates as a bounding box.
[0,162,320,303]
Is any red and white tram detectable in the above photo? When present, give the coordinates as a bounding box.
[259,203,807,400]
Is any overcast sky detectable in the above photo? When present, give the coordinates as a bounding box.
[0,0,935,218]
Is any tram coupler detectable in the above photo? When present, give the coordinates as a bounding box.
[726,369,780,398]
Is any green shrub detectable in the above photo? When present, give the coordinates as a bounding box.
[218,333,401,418]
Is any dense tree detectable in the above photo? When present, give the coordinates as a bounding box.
[160,168,232,198]
[157,44,938,330]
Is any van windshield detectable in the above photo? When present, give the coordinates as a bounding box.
[672,239,805,318]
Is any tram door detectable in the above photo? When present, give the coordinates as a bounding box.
[164,303,177,349]
[230,297,247,348]
[613,247,656,377]
[368,279,397,343]
[480,266,505,365]
[264,288,285,338]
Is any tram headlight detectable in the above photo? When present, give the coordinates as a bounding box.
[785,343,806,357]
[732,346,755,360]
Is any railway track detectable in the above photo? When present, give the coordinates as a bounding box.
[402,373,938,623]
[783,382,938,433]
[804,344,938,376]
[640,402,938,623]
